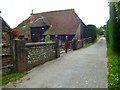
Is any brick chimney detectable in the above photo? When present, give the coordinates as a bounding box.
[30,10,33,24]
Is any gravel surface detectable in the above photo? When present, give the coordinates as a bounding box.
[3,38,108,88]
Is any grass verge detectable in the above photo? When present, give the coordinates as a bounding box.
[83,43,93,48]
[0,73,24,85]
[107,48,120,88]
[83,37,99,48]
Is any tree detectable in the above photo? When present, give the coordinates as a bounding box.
[9,29,19,39]
[97,27,104,36]
[85,24,97,43]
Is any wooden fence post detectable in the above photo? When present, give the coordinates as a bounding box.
[12,39,27,73]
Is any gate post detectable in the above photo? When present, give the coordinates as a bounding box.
[55,38,60,58]
[12,39,27,73]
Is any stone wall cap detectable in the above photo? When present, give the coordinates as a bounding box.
[26,42,55,47]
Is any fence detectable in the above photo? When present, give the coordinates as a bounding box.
[60,41,73,53]
[58,37,91,53]
[1,43,13,76]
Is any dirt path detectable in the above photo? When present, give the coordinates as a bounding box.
[3,38,108,88]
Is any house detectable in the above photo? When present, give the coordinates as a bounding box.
[0,16,11,44]
[15,9,86,42]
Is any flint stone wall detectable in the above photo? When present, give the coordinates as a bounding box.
[25,42,56,70]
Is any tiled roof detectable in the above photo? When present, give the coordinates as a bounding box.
[30,16,50,27]
[15,9,83,38]
[1,17,11,32]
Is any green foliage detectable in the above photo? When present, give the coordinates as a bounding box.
[107,47,120,88]
[108,2,120,53]
[106,20,110,43]
[97,27,104,36]
[97,28,102,35]
[85,24,97,43]
[115,2,120,21]
[107,2,120,88]
[0,73,24,85]
[45,35,52,42]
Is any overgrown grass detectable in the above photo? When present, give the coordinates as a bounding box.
[0,73,24,85]
[107,48,120,88]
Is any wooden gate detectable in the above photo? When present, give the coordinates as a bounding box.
[60,41,73,54]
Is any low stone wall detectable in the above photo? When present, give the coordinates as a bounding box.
[76,40,83,49]
[83,37,92,46]
[72,37,92,50]
[72,40,83,50]
[26,42,57,70]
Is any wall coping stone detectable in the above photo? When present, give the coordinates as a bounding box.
[25,42,55,47]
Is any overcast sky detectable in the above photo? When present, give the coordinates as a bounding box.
[0,0,109,28]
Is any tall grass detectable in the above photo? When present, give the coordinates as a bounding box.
[0,73,24,85]
[107,47,120,88]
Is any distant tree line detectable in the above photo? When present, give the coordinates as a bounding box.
[84,24,97,43]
